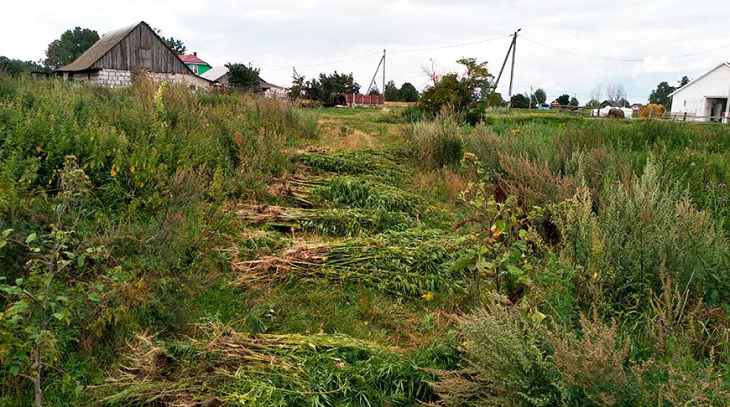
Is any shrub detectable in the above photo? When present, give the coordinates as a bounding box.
[554,161,730,312]
[405,114,464,169]
[433,297,564,406]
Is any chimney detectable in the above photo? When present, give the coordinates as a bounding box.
[193,52,197,57]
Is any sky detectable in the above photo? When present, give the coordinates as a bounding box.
[2,0,730,103]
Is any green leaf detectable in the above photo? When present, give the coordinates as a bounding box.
[25,232,37,244]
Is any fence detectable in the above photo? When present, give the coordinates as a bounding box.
[345,94,384,107]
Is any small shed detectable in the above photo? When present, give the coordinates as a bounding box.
[55,21,210,89]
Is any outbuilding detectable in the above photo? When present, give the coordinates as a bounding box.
[55,21,210,89]
[670,63,730,123]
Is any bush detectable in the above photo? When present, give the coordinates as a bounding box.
[405,114,464,169]
[554,162,730,312]
[433,297,564,406]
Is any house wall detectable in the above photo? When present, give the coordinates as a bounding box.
[68,69,209,89]
[671,65,730,122]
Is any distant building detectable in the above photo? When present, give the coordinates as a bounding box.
[201,66,287,98]
[180,52,212,75]
[55,21,210,89]
[670,63,730,123]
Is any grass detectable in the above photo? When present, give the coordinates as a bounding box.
[4,76,730,405]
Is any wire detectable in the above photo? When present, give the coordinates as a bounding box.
[521,36,643,63]
[390,34,511,55]
[522,34,730,63]
[263,34,511,73]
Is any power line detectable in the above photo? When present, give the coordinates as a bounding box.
[264,34,511,73]
[522,35,730,63]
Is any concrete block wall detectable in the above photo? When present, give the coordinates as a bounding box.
[93,69,133,88]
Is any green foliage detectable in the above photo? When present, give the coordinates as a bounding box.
[418,57,492,117]
[312,176,424,216]
[97,323,436,406]
[0,56,46,76]
[303,71,360,106]
[649,76,689,109]
[0,77,317,404]
[384,80,400,101]
[44,27,99,68]
[235,228,476,297]
[511,93,530,108]
[434,300,564,406]
[533,88,547,105]
[297,149,403,180]
[555,162,730,312]
[556,94,570,106]
[405,114,465,169]
[225,62,261,90]
[399,82,419,102]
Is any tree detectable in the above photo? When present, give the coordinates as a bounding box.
[510,94,530,108]
[399,82,419,102]
[289,67,305,100]
[226,63,261,91]
[569,97,580,107]
[384,80,400,101]
[0,56,46,75]
[649,76,690,110]
[606,84,626,104]
[585,99,601,109]
[418,57,492,116]
[556,94,571,106]
[649,81,675,109]
[44,27,99,68]
[161,36,186,55]
[533,88,547,105]
[153,27,187,54]
[302,71,360,106]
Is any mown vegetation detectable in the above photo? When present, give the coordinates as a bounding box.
[2,75,729,406]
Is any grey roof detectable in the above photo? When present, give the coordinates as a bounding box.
[201,66,229,82]
[201,66,286,90]
[56,23,138,72]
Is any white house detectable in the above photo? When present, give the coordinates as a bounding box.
[670,63,730,123]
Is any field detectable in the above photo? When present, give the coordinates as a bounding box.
[1,77,730,406]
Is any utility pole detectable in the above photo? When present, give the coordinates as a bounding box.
[508,29,520,109]
[491,28,521,109]
[367,50,386,96]
[382,49,386,101]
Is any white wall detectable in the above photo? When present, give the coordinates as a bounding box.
[671,64,730,122]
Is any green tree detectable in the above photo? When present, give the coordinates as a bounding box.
[44,27,99,68]
[0,56,46,75]
[226,63,261,91]
[153,27,187,54]
[418,57,492,116]
[399,82,419,102]
[649,81,675,109]
[304,71,360,106]
[569,97,580,107]
[556,94,571,106]
[384,80,400,101]
[649,76,689,110]
[289,67,305,100]
[533,88,547,105]
[510,94,530,108]
[585,99,601,109]
[161,36,186,55]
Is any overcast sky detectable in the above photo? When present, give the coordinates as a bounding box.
[3,0,729,103]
